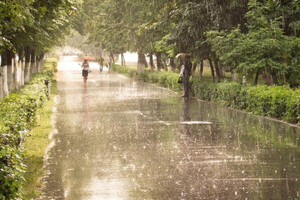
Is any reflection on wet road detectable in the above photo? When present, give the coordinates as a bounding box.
[42,56,300,200]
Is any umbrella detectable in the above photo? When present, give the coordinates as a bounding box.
[175,53,191,59]
[81,56,96,61]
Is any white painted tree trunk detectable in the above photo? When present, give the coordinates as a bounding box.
[35,57,40,73]
[30,59,36,77]
[0,67,3,99]
[1,66,9,97]
[37,58,43,72]
[7,61,13,91]
[20,59,25,87]
[24,61,30,83]
[13,58,19,90]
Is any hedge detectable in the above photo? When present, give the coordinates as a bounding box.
[112,65,183,93]
[0,57,58,199]
[191,80,300,124]
[112,64,300,124]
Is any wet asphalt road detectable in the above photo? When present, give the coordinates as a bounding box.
[41,56,300,200]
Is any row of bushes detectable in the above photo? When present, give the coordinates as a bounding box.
[0,57,58,199]
[192,80,300,124]
[112,64,300,124]
[112,65,183,93]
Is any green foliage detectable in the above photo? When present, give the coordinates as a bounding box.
[285,90,300,123]
[191,79,218,101]
[72,0,299,85]
[214,81,245,108]
[191,79,300,124]
[22,80,57,199]
[0,58,57,199]
[246,86,300,122]
[205,0,300,86]
[1,0,78,60]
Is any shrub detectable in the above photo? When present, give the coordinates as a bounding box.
[191,79,217,101]
[215,81,242,107]
[246,86,293,119]
[0,57,57,199]
[285,90,300,124]
[138,72,149,82]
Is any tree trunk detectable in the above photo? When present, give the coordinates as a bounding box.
[30,50,36,77]
[24,47,31,83]
[41,54,45,71]
[20,58,24,86]
[142,53,148,68]
[219,63,225,78]
[121,53,126,66]
[0,65,3,99]
[18,49,25,87]
[137,52,146,73]
[214,60,221,83]
[208,58,215,82]
[200,60,204,78]
[254,70,260,85]
[192,62,198,74]
[271,72,278,85]
[13,55,19,90]
[0,50,9,98]
[162,57,168,71]
[170,57,176,72]
[262,72,272,85]
[110,52,115,64]
[149,54,155,71]
[7,50,14,91]
[156,52,162,71]
[35,55,40,73]
[37,54,44,72]
[182,59,192,97]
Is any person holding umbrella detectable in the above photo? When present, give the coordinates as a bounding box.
[81,59,90,85]
[176,53,192,97]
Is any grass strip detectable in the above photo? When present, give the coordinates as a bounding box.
[22,80,57,199]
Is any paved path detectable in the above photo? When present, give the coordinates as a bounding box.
[41,56,300,200]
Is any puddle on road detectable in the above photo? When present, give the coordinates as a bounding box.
[41,59,300,200]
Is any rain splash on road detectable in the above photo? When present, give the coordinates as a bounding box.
[41,56,300,200]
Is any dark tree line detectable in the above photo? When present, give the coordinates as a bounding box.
[0,0,78,99]
[74,0,299,86]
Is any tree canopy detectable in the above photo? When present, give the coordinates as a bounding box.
[69,0,299,86]
[1,0,299,86]
[0,0,78,57]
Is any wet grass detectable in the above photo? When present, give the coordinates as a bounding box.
[22,80,57,199]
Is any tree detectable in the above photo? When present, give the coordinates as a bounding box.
[1,0,78,98]
[206,0,300,86]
